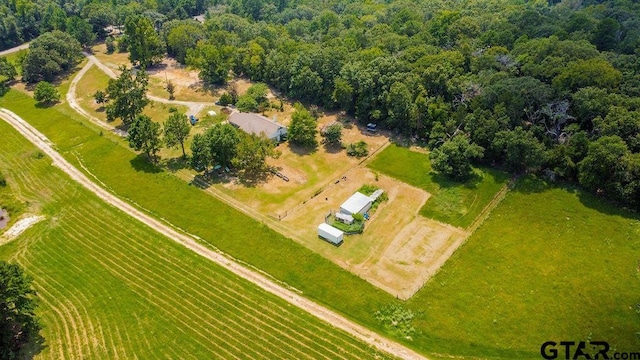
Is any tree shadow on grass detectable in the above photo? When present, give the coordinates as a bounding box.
[129,154,163,173]
[323,142,343,154]
[428,170,484,190]
[576,187,640,219]
[510,175,551,194]
[236,170,271,187]
[163,156,189,173]
[34,101,58,109]
[288,142,317,156]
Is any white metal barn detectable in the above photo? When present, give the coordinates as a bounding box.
[339,192,373,215]
[317,223,344,245]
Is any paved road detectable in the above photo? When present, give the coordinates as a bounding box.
[0,107,428,360]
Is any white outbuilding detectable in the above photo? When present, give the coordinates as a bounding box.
[340,192,373,215]
[317,223,344,246]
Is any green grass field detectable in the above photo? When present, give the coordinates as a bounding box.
[2,87,640,359]
[368,144,509,228]
[0,120,395,360]
[409,176,640,357]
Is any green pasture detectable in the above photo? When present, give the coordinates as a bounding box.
[0,119,395,360]
[410,176,640,357]
[2,89,640,359]
[368,144,509,228]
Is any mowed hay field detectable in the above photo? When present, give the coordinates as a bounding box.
[0,121,395,359]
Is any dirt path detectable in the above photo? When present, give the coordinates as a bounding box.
[0,43,29,57]
[0,108,428,360]
[83,53,208,116]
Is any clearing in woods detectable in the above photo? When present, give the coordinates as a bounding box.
[0,118,398,360]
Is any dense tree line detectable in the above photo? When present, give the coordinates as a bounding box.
[0,0,213,50]
[171,0,639,209]
[1,0,638,209]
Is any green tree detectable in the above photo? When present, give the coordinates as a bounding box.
[190,133,210,172]
[232,133,279,179]
[236,95,259,113]
[105,66,149,126]
[492,127,546,173]
[21,31,82,84]
[65,16,96,48]
[105,36,115,54]
[0,58,17,84]
[0,261,41,360]
[33,81,59,104]
[593,18,620,52]
[578,135,629,197]
[186,43,233,85]
[93,90,106,104]
[553,58,622,92]
[322,123,342,146]
[166,23,204,64]
[288,103,318,148]
[163,112,190,157]
[206,123,240,167]
[430,135,484,180]
[128,114,162,162]
[125,16,165,68]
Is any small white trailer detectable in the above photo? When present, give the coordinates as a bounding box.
[317,223,344,246]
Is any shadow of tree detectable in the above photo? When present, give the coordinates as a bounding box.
[236,169,271,187]
[129,154,162,173]
[163,156,189,173]
[323,142,343,154]
[288,143,317,156]
[428,170,484,190]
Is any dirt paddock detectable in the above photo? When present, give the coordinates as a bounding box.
[282,167,468,299]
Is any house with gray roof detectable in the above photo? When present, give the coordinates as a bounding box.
[228,112,288,142]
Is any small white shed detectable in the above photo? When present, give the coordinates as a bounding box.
[340,192,373,215]
[318,223,344,246]
[335,212,354,225]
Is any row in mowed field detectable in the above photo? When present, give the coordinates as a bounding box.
[368,144,509,228]
[0,120,396,360]
[4,88,640,358]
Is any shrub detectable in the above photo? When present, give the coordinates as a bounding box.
[33,81,60,104]
[0,172,6,187]
[374,304,422,339]
[346,141,368,157]
[219,92,234,106]
[352,213,364,221]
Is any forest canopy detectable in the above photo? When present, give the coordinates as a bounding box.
[1,0,639,209]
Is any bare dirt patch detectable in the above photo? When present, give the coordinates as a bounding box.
[1,214,45,242]
[280,167,467,299]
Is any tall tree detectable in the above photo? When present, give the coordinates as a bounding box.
[0,58,17,85]
[163,112,191,157]
[288,103,318,148]
[125,16,165,68]
[206,123,240,167]
[186,43,234,85]
[105,66,149,126]
[232,133,279,179]
[492,127,546,173]
[0,261,41,360]
[65,16,96,48]
[190,133,210,172]
[430,135,484,180]
[128,114,162,162]
[21,31,82,83]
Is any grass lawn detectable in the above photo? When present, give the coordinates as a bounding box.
[3,88,640,359]
[0,118,396,360]
[368,144,509,228]
[409,176,640,357]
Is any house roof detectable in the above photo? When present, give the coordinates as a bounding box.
[228,112,286,138]
[318,223,344,238]
[340,192,372,214]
